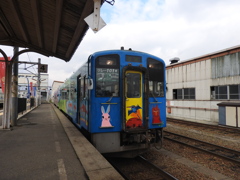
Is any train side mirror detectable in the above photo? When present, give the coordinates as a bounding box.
[88,78,93,90]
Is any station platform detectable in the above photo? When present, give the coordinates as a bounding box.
[0,103,123,180]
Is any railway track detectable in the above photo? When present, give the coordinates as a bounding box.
[107,155,178,180]
[164,131,240,164]
[167,118,240,134]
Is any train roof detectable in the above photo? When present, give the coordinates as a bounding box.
[91,48,165,61]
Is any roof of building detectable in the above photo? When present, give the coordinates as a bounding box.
[166,45,240,69]
[51,80,64,87]
[0,0,95,62]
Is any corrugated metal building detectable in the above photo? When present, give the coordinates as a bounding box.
[166,45,240,127]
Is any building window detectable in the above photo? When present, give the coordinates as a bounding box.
[211,85,240,100]
[173,88,195,100]
[229,85,239,99]
[217,86,227,99]
[184,88,195,99]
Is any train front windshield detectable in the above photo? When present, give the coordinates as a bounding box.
[95,55,120,97]
[148,58,165,97]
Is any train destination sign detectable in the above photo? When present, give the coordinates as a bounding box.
[96,68,119,82]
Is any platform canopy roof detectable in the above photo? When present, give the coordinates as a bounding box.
[0,0,96,62]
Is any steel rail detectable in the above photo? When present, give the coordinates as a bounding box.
[164,131,240,164]
[137,155,178,180]
[167,118,240,133]
[106,157,131,180]
[107,155,178,180]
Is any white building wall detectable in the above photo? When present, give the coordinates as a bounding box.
[211,76,240,86]
[167,49,240,125]
[167,59,221,124]
[51,81,63,102]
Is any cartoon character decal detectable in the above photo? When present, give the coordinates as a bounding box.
[126,105,143,128]
[100,105,113,128]
[67,100,76,117]
[80,104,88,114]
[79,103,88,126]
[152,105,162,124]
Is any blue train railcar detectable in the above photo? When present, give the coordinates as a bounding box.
[56,48,166,157]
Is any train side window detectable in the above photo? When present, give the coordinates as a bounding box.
[61,89,67,100]
[69,80,76,100]
[95,55,120,97]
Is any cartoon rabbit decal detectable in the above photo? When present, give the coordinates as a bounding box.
[101,105,113,127]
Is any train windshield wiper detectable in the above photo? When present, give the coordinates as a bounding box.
[151,92,158,102]
[106,95,114,103]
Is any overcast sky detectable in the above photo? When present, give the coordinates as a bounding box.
[1,0,240,86]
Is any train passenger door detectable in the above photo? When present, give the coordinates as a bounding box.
[124,71,144,130]
[77,75,88,128]
[77,75,81,125]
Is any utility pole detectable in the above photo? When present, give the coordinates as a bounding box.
[38,58,41,105]
[11,47,19,126]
